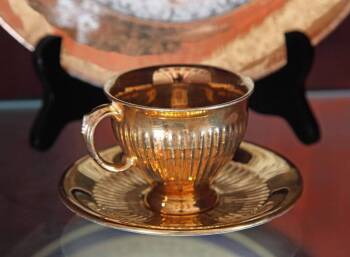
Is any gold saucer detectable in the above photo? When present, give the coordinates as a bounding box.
[59,142,302,236]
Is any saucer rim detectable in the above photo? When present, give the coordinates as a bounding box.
[58,141,303,236]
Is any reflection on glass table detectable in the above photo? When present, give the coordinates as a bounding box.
[6,216,308,257]
[1,94,350,257]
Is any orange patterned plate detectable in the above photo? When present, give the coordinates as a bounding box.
[59,142,302,236]
[0,0,349,86]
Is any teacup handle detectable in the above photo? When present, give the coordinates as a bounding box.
[81,104,136,173]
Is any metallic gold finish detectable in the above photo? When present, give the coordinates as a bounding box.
[59,142,303,236]
[81,65,254,215]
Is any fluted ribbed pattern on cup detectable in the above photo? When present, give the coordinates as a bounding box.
[116,120,246,185]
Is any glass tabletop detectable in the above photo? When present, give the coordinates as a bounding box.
[1,92,349,257]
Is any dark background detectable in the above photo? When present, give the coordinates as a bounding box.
[0,15,350,99]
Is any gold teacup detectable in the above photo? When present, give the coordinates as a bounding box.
[82,65,254,215]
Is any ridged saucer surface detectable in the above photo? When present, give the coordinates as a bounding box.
[59,142,302,236]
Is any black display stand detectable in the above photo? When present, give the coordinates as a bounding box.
[30,32,320,151]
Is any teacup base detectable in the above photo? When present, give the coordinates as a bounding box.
[144,182,218,215]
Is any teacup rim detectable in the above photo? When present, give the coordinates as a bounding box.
[104,64,254,112]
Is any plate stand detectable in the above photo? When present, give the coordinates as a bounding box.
[29,32,320,150]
